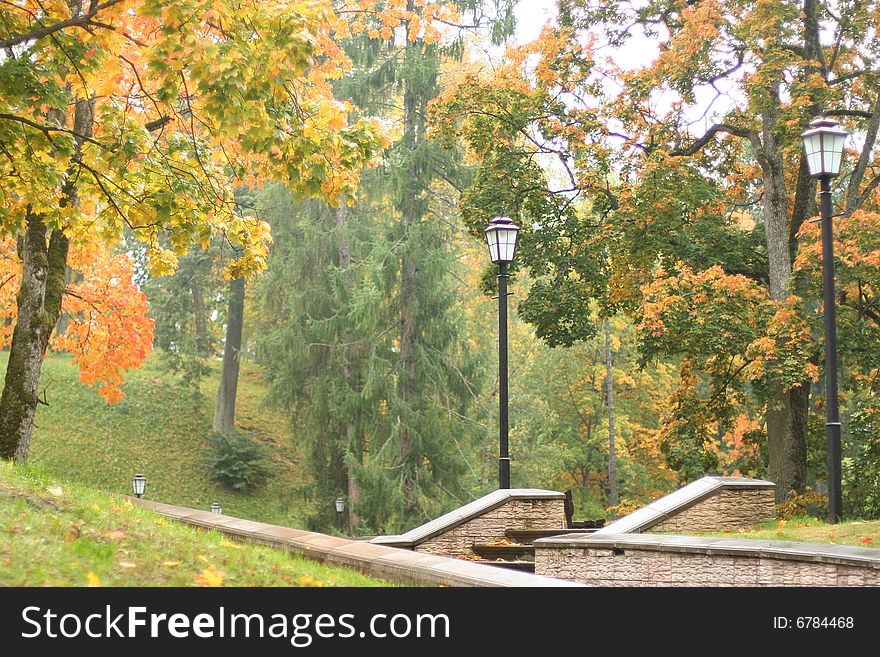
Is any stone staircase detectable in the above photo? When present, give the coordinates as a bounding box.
[473,522,605,574]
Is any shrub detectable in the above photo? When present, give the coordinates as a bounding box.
[206,432,267,492]
[776,489,827,520]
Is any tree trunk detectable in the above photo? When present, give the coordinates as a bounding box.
[0,97,91,463]
[604,318,618,508]
[756,102,807,500]
[0,214,69,462]
[191,280,207,345]
[397,11,421,514]
[213,277,245,435]
[335,204,361,532]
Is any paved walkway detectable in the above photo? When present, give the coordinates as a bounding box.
[131,498,585,587]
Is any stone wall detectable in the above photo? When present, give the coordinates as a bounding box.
[415,498,566,557]
[648,488,776,533]
[534,535,880,587]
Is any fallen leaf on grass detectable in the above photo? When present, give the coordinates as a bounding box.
[62,524,80,542]
[863,537,874,546]
[118,561,137,569]
[87,572,101,587]
[219,539,242,549]
[298,576,323,587]
[109,503,125,513]
[92,503,101,512]
[46,486,63,497]
[160,561,180,567]
[194,569,226,587]
[196,554,209,563]
[103,529,125,540]
[154,518,166,526]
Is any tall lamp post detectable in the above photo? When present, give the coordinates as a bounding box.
[801,116,848,523]
[485,217,521,490]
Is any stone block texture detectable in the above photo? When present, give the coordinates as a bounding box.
[535,546,880,587]
[415,499,565,557]
[648,488,776,533]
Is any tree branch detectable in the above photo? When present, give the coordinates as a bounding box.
[0,0,125,49]
[670,123,755,157]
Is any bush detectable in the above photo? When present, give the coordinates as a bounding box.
[207,432,267,492]
[776,489,827,520]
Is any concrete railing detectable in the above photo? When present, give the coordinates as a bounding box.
[597,476,776,535]
[371,489,566,557]
[534,533,880,587]
[131,498,584,588]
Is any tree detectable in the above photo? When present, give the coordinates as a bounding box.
[435,0,880,503]
[0,236,154,405]
[0,0,384,462]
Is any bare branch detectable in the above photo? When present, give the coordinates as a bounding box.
[670,123,754,157]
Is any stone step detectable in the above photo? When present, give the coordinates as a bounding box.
[472,543,534,561]
[506,528,601,545]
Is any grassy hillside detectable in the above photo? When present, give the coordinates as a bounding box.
[1,351,313,527]
[0,463,387,586]
[703,516,880,548]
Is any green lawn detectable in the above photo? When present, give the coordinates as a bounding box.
[0,351,314,527]
[701,516,880,548]
[0,462,388,586]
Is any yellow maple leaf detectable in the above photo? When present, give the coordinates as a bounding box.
[298,576,324,587]
[194,569,225,587]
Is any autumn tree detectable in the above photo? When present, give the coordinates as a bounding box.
[436,0,880,504]
[0,0,384,462]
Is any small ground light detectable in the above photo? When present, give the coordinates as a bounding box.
[132,473,146,498]
[211,502,222,514]
[335,497,345,531]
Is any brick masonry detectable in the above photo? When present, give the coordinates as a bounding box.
[648,488,777,533]
[415,498,566,557]
[534,538,880,587]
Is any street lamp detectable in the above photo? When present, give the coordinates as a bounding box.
[485,216,521,489]
[211,502,222,514]
[335,497,345,531]
[131,473,146,499]
[801,116,848,523]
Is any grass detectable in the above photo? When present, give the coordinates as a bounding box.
[700,516,880,548]
[1,351,314,527]
[0,462,389,586]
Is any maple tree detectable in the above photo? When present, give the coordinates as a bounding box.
[434,0,880,505]
[0,236,153,404]
[0,0,386,462]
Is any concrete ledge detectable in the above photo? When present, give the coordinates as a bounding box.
[596,476,775,534]
[371,488,565,549]
[130,497,584,588]
[534,533,880,586]
[536,533,880,570]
